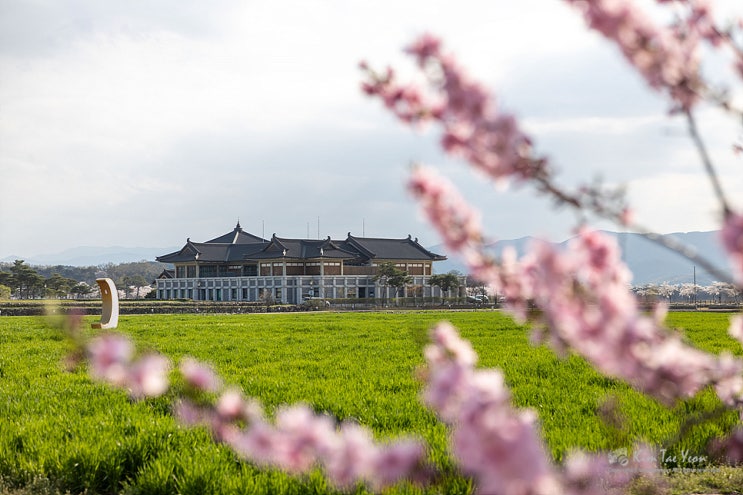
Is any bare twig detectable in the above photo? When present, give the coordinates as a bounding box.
[685,110,731,216]
[661,403,733,452]
[535,174,736,285]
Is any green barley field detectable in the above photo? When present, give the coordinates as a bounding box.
[1,310,742,494]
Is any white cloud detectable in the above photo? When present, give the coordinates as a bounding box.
[1,0,742,258]
[625,171,740,234]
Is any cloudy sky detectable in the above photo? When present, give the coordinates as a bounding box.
[1,0,742,260]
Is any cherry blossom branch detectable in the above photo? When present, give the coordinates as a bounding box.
[722,214,743,283]
[408,166,743,407]
[711,425,743,464]
[568,0,743,282]
[62,312,668,494]
[564,0,703,111]
[362,32,742,286]
[660,402,733,452]
[423,321,652,495]
[685,109,731,214]
[565,0,743,113]
[660,0,743,115]
[82,331,430,491]
[638,229,737,286]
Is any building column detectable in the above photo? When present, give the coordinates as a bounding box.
[281,259,287,304]
[319,259,325,299]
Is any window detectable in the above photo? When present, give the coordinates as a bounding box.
[200,266,217,277]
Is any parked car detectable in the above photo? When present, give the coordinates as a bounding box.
[467,295,490,304]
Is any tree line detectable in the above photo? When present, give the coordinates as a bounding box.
[372,262,465,302]
[632,281,742,305]
[0,259,167,300]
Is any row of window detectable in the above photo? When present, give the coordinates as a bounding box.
[160,277,383,289]
[160,286,381,301]
[174,262,430,278]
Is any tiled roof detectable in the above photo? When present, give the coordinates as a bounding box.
[157,226,445,264]
[156,241,201,263]
[206,222,266,244]
[346,234,446,261]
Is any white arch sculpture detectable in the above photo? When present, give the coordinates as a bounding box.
[92,278,119,329]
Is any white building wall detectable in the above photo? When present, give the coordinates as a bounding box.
[156,275,446,303]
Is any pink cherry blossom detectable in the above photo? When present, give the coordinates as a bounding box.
[173,393,429,490]
[224,420,281,466]
[87,333,134,387]
[215,388,243,418]
[712,426,743,464]
[562,451,624,495]
[364,36,548,187]
[87,333,170,399]
[423,323,557,493]
[564,0,702,110]
[729,315,743,345]
[520,228,743,405]
[408,172,743,405]
[273,405,337,473]
[324,423,378,488]
[408,166,484,255]
[360,66,440,125]
[721,210,743,281]
[404,32,441,62]
[180,357,222,392]
[712,353,743,405]
[422,322,642,495]
[173,398,207,426]
[85,333,430,490]
[127,354,170,399]
[368,439,427,491]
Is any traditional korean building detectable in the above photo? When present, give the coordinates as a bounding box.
[155,222,447,303]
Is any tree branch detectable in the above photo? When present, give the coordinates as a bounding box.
[685,109,731,216]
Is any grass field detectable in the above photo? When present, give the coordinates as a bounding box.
[0,310,742,494]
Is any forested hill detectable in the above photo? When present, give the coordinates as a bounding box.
[430,230,731,286]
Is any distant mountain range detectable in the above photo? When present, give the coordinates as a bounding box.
[1,246,179,267]
[2,231,733,286]
[431,230,733,286]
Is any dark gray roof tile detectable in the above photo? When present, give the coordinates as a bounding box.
[157,227,445,264]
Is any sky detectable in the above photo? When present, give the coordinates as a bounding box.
[1,0,742,260]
